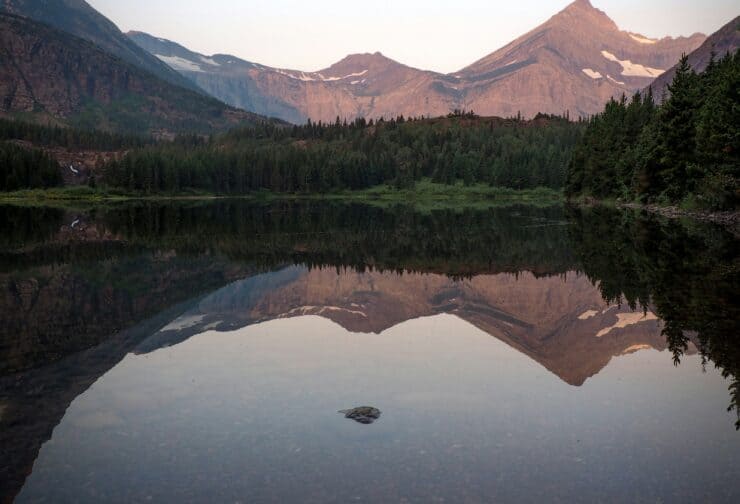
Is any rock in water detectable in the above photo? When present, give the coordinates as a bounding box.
[339,406,382,424]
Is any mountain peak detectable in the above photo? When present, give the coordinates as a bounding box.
[322,51,404,76]
[555,0,618,30]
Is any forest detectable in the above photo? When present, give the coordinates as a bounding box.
[0,118,151,151]
[0,142,62,191]
[101,113,583,194]
[566,50,739,210]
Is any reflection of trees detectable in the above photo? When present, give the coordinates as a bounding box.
[0,206,63,248]
[99,201,578,277]
[0,202,578,375]
[568,206,740,429]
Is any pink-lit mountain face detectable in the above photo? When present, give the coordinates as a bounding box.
[130,0,706,123]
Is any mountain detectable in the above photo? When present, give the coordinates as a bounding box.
[457,0,705,117]
[128,32,446,124]
[0,0,198,92]
[130,0,705,123]
[648,16,740,99]
[127,31,306,124]
[0,13,275,134]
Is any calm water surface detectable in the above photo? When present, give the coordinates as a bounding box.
[1,202,738,503]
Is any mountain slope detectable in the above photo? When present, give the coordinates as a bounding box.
[648,16,740,99]
[130,0,705,123]
[127,31,305,123]
[0,13,275,134]
[0,0,198,92]
[457,0,705,117]
[129,31,447,124]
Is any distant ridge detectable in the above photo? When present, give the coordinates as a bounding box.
[130,0,706,123]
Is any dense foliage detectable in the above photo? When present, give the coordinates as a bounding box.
[566,51,739,209]
[102,114,583,193]
[0,117,150,150]
[0,142,62,191]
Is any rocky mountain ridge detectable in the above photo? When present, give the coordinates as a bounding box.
[130,0,708,123]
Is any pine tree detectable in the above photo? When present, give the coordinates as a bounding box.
[653,54,701,200]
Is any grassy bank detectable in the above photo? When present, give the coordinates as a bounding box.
[0,181,564,209]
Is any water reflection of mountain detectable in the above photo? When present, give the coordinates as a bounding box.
[0,266,668,504]
[0,200,737,503]
[0,203,578,374]
[139,267,669,387]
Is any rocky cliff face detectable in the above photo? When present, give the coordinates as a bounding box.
[130,0,706,123]
[0,13,275,134]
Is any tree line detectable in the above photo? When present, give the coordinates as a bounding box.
[566,50,739,210]
[102,114,583,194]
[0,118,151,151]
[0,142,62,191]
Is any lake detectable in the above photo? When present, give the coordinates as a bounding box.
[1,201,738,503]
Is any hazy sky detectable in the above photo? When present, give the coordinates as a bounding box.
[89,0,737,73]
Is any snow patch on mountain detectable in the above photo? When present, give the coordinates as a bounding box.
[276,70,318,82]
[276,69,369,83]
[629,33,657,45]
[601,51,664,78]
[578,310,599,320]
[621,344,653,355]
[156,55,204,73]
[162,314,206,332]
[596,312,658,338]
[199,56,220,66]
[321,70,369,82]
[582,68,603,79]
[607,75,626,86]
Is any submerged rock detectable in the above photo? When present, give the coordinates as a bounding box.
[339,406,382,424]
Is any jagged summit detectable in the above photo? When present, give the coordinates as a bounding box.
[553,0,619,31]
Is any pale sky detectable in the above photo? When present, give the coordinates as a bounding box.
[89,0,737,73]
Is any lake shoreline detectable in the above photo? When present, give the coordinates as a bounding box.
[594,202,739,237]
[2,187,738,232]
[0,183,564,209]
[567,196,740,234]
[617,202,740,231]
